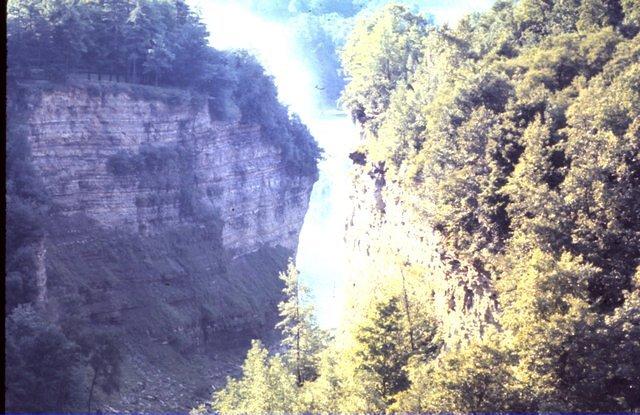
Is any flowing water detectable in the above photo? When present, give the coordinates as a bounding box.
[295,114,357,329]
[191,0,358,329]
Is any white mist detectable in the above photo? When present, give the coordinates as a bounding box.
[188,0,358,329]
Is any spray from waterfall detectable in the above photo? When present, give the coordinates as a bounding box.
[187,1,326,119]
[187,0,497,329]
[187,0,358,328]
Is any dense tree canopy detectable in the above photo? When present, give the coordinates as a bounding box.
[337,0,640,412]
[5,304,85,412]
[235,0,437,106]
[206,1,639,413]
[8,0,213,86]
[7,0,639,412]
[7,0,322,177]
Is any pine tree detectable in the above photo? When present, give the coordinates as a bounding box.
[212,340,299,415]
[276,259,325,385]
[355,296,411,408]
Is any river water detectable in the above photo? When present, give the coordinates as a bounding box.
[191,0,357,329]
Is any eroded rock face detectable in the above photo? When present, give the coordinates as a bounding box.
[345,159,498,346]
[17,83,317,412]
[25,86,314,255]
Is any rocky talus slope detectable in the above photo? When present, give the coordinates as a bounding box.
[18,81,317,412]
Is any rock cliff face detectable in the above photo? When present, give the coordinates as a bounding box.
[344,129,497,346]
[18,82,317,412]
[26,86,312,255]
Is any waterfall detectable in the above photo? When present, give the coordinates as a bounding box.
[295,115,357,328]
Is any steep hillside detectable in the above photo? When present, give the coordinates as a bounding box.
[5,0,323,412]
[338,1,640,411]
[344,156,498,344]
[6,80,318,412]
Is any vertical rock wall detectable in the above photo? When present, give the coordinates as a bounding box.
[25,86,314,255]
[15,82,318,412]
[344,153,498,346]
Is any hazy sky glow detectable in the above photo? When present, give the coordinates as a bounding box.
[419,0,496,25]
[189,1,319,117]
[187,0,498,110]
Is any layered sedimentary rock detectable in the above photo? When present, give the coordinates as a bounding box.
[18,81,317,412]
[25,86,312,255]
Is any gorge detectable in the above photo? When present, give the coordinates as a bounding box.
[7,0,640,413]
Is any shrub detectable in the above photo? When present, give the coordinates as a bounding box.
[5,305,85,413]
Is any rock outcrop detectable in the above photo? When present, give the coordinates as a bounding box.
[344,128,497,347]
[25,85,313,255]
[17,81,317,412]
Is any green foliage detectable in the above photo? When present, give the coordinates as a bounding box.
[342,0,639,293]
[298,345,350,413]
[229,52,322,176]
[7,0,322,178]
[81,331,123,412]
[395,330,518,413]
[6,268,39,311]
[338,0,640,412]
[106,145,180,176]
[5,86,49,312]
[5,304,85,412]
[206,261,326,414]
[341,4,430,130]
[236,0,437,106]
[498,250,597,410]
[622,0,640,35]
[559,286,640,411]
[212,340,299,415]
[3,86,95,412]
[559,42,640,307]
[354,296,411,408]
[597,270,640,409]
[396,251,640,413]
[276,260,326,385]
[7,0,214,87]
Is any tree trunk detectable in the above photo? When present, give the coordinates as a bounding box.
[88,368,98,413]
[296,281,302,385]
[400,269,416,352]
[297,327,302,385]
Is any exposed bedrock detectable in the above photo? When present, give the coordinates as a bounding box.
[345,155,498,346]
[17,82,317,412]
